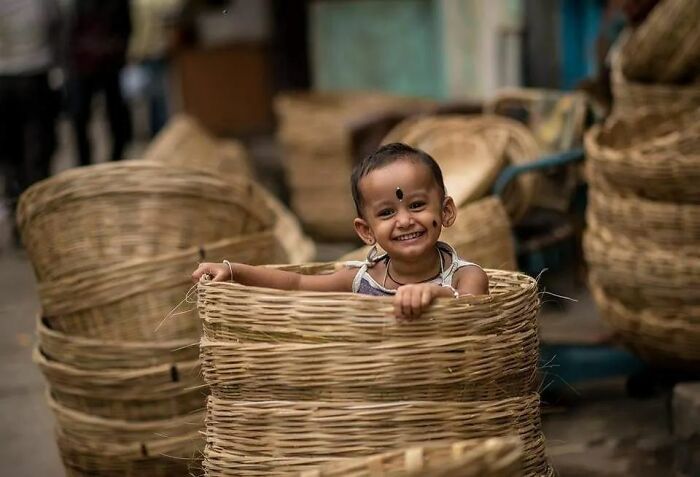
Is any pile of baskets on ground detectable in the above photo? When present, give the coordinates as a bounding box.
[18,117,308,475]
[197,265,553,476]
[584,107,700,370]
[585,0,700,370]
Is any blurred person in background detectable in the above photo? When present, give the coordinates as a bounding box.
[65,0,132,165]
[0,0,62,237]
[128,0,184,137]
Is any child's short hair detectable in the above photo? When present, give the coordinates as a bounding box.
[351,143,446,216]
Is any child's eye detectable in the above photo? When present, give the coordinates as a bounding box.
[377,208,394,217]
[409,201,426,210]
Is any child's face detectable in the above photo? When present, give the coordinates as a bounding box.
[353,159,456,261]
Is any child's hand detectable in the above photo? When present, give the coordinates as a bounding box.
[393,283,443,321]
[191,262,231,283]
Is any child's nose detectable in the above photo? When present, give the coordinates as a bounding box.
[396,209,413,227]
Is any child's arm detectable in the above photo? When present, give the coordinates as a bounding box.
[191,262,356,292]
[394,266,489,321]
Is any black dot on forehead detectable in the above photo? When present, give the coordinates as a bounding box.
[395,187,403,200]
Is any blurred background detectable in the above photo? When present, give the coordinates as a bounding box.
[1,0,698,476]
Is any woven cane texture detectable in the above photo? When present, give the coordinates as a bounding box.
[591,285,700,369]
[59,431,201,477]
[201,328,539,401]
[16,161,273,281]
[276,92,434,240]
[143,114,254,178]
[382,115,540,221]
[298,437,523,477]
[203,394,547,477]
[583,225,700,307]
[619,0,700,83]
[199,268,539,343]
[584,111,700,203]
[339,197,516,270]
[35,348,205,420]
[38,232,280,341]
[37,318,198,370]
[587,188,700,251]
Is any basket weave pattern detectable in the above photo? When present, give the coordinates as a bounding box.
[198,267,549,476]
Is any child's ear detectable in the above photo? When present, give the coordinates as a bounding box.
[353,217,376,245]
[441,196,457,228]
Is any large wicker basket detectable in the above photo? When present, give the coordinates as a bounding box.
[591,285,700,370]
[37,232,281,341]
[16,161,274,282]
[339,196,516,270]
[276,91,434,240]
[197,265,547,476]
[619,0,700,83]
[583,225,700,307]
[298,438,524,477]
[584,110,700,203]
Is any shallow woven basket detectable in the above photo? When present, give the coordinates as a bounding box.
[35,348,205,420]
[619,0,700,83]
[382,115,540,221]
[276,92,434,240]
[298,437,523,477]
[38,232,281,341]
[203,394,547,477]
[339,196,516,270]
[583,225,700,307]
[37,317,198,369]
[199,267,539,344]
[143,114,254,177]
[51,396,203,476]
[16,161,274,282]
[591,285,700,370]
[610,45,700,118]
[587,186,700,251]
[584,110,700,203]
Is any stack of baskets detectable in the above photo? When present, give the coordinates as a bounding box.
[197,265,553,476]
[17,160,287,475]
[584,107,700,369]
[275,92,434,240]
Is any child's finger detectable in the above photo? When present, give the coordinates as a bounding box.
[394,293,404,320]
[421,288,432,308]
[410,290,423,317]
[403,290,416,320]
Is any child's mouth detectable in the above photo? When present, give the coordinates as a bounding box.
[393,231,425,242]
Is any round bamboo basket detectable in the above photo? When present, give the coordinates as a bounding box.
[37,317,198,369]
[142,114,254,178]
[38,232,281,341]
[35,348,205,420]
[584,111,700,203]
[610,48,700,118]
[16,161,274,282]
[619,0,700,83]
[583,225,700,307]
[298,437,523,477]
[382,115,540,221]
[199,268,539,343]
[201,327,539,401]
[587,187,700,251]
[339,196,516,270]
[591,285,700,370]
[203,394,547,477]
